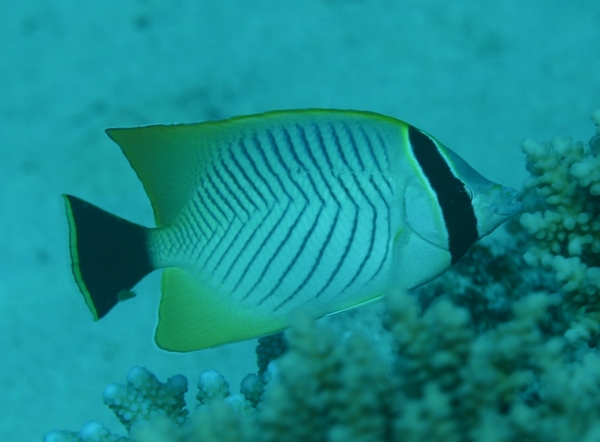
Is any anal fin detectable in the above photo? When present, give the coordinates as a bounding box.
[156,268,288,351]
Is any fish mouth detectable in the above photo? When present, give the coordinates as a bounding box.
[493,186,522,218]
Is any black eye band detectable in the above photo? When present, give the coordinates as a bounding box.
[408,125,478,264]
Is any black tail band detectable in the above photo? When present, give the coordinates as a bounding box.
[64,195,154,319]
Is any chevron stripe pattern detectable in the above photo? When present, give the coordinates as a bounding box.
[156,113,399,315]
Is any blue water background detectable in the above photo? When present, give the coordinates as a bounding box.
[1,0,599,439]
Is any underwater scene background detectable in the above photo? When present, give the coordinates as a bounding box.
[1,0,600,440]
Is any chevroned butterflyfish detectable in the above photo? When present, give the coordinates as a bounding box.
[64,109,521,351]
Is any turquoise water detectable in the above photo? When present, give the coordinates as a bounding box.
[1,1,599,439]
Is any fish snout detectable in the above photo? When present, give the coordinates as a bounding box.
[493,185,522,218]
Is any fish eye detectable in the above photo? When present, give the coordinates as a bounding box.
[441,185,473,211]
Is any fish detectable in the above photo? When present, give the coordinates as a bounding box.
[63,109,521,351]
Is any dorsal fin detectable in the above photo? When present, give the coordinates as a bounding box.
[106,110,398,227]
[106,123,223,227]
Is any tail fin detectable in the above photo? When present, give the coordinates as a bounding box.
[63,195,154,320]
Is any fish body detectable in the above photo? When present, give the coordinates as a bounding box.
[64,109,521,351]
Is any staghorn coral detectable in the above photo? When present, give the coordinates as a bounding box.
[103,366,189,432]
[47,290,600,442]
[519,110,600,344]
[45,367,188,442]
[45,421,131,442]
[46,110,600,442]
